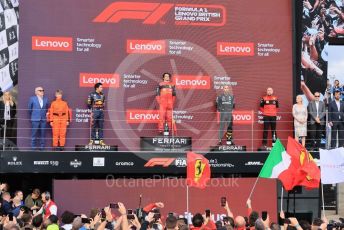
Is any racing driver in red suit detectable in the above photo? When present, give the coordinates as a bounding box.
[156,73,176,135]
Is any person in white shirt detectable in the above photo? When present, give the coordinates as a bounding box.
[34,191,57,219]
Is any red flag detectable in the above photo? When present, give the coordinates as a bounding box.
[186,152,211,189]
[287,137,320,190]
[299,159,321,189]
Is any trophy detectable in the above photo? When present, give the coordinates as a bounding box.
[163,122,169,136]
[225,130,233,145]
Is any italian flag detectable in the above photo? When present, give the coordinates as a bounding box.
[259,139,296,190]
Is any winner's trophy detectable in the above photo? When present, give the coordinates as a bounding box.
[225,131,233,146]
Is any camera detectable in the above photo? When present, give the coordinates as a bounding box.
[153,209,161,220]
[221,197,226,207]
[127,209,135,220]
[205,209,210,218]
[100,209,106,221]
[82,218,91,224]
[9,213,13,221]
[110,203,119,209]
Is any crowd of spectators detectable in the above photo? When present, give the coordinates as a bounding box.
[293,77,344,149]
[0,183,341,230]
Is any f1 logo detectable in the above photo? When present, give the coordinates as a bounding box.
[93,2,174,24]
[144,158,175,167]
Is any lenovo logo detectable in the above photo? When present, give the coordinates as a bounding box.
[174,75,211,90]
[217,42,254,56]
[127,40,166,54]
[144,158,175,167]
[233,111,254,125]
[93,2,173,24]
[32,36,73,51]
[126,110,159,123]
[79,73,120,88]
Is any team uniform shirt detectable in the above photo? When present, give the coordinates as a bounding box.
[87,92,105,110]
[260,95,279,116]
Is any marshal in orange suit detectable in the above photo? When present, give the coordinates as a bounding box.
[48,90,72,151]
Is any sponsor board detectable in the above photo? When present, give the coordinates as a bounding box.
[218,145,246,151]
[232,111,254,125]
[94,2,225,26]
[7,156,22,166]
[32,36,73,51]
[173,75,211,89]
[33,161,59,166]
[115,161,135,166]
[174,158,187,167]
[209,159,235,168]
[94,2,174,24]
[70,159,82,168]
[126,110,159,123]
[217,42,254,56]
[80,73,120,88]
[141,137,192,151]
[144,158,175,167]
[93,157,105,167]
[174,4,226,27]
[245,161,264,166]
[127,110,253,125]
[127,39,166,54]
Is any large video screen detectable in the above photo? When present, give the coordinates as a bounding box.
[328,44,344,86]
[18,0,293,151]
[300,1,344,102]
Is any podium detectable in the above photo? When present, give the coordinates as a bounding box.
[140,136,192,151]
[75,144,118,151]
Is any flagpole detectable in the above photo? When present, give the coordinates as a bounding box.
[186,184,189,222]
[248,177,260,199]
[321,183,326,218]
[281,186,284,211]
